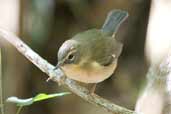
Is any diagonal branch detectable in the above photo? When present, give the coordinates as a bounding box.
[0,28,135,114]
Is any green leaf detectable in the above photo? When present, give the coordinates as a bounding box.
[6,92,71,106]
[33,92,71,102]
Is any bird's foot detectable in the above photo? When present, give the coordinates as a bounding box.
[47,68,66,86]
[88,83,97,95]
[46,75,66,86]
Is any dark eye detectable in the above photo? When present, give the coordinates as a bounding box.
[68,54,75,61]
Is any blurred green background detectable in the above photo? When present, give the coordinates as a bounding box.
[1,0,151,114]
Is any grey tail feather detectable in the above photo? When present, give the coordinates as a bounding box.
[101,10,128,36]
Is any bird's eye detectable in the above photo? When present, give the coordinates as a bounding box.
[68,54,75,61]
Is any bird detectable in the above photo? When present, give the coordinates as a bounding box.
[55,10,128,92]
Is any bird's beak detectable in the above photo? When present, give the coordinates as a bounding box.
[54,62,63,70]
[54,65,59,70]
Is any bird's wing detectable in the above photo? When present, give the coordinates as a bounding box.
[95,37,123,66]
[97,55,114,66]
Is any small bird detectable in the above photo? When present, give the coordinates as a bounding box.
[55,10,128,86]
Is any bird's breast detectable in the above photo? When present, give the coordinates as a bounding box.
[61,60,117,83]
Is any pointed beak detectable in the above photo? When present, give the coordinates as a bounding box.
[54,65,59,70]
[54,62,63,70]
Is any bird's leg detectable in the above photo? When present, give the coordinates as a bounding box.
[88,83,97,94]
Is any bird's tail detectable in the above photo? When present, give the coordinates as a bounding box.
[101,10,128,36]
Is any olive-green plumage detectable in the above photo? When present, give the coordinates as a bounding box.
[71,29,123,66]
[56,10,128,83]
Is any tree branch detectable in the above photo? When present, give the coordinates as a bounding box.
[0,28,135,114]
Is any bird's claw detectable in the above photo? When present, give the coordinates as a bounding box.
[47,75,66,86]
[57,75,66,86]
[46,76,55,82]
[47,68,66,86]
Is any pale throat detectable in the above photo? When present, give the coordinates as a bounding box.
[60,60,117,83]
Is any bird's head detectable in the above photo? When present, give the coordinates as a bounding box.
[56,40,81,69]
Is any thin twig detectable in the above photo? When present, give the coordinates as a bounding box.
[16,106,23,114]
[0,48,4,114]
[0,28,135,114]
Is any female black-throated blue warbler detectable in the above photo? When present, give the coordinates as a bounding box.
[55,10,128,84]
